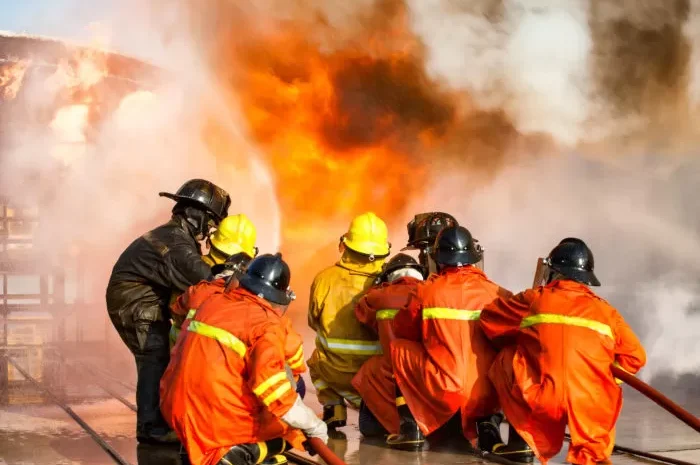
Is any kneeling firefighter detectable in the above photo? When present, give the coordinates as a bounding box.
[169,213,258,347]
[351,253,427,437]
[106,179,230,444]
[480,238,646,464]
[307,212,390,429]
[160,254,328,465]
[388,226,510,451]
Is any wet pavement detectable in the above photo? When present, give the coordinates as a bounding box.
[1,369,699,465]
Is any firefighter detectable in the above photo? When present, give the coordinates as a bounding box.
[388,225,510,451]
[160,253,328,465]
[480,238,647,465]
[307,212,391,429]
[204,213,258,267]
[106,179,230,444]
[169,213,258,347]
[351,253,426,437]
[401,212,458,274]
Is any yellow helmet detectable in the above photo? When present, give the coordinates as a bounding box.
[341,212,391,257]
[209,214,258,258]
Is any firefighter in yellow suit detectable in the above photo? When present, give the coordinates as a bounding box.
[307,212,391,429]
[169,213,258,347]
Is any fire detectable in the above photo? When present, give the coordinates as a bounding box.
[0,58,30,100]
[209,20,456,253]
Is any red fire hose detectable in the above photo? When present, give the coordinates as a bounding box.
[611,365,700,433]
[305,437,348,465]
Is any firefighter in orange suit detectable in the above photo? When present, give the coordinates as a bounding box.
[480,238,646,465]
[388,226,511,451]
[351,253,427,437]
[307,212,390,428]
[160,254,327,465]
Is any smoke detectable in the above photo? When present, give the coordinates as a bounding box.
[2,0,700,383]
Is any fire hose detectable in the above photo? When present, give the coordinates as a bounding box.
[611,365,700,434]
[302,437,348,465]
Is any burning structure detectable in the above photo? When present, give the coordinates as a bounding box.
[0,32,163,404]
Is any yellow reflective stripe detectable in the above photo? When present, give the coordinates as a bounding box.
[316,335,382,355]
[262,382,292,406]
[520,314,613,339]
[188,320,247,357]
[256,442,268,464]
[286,345,304,366]
[253,371,288,396]
[395,396,406,407]
[376,309,399,320]
[423,307,482,321]
[288,357,305,370]
[186,309,196,319]
[313,379,329,391]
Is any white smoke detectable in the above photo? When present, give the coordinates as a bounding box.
[0,1,282,349]
[401,0,700,380]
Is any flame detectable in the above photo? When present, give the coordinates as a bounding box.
[208,16,456,255]
[0,59,30,100]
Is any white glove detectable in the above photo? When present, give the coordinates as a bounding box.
[281,395,329,444]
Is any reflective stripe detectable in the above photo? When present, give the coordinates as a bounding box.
[186,309,196,319]
[338,391,362,407]
[262,382,292,406]
[316,334,382,355]
[253,371,288,396]
[423,307,481,321]
[286,345,304,366]
[187,320,247,357]
[520,314,613,339]
[376,309,399,320]
[313,379,329,391]
[287,357,305,370]
[256,442,268,464]
[395,396,406,407]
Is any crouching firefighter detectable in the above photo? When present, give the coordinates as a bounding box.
[169,213,258,347]
[160,253,328,465]
[388,226,510,451]
[307,212,390,429]
[351,253,427,437]
[106,179,230,444]
[480,238,646,465]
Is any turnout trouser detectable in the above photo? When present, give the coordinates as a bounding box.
[133,320,172,439]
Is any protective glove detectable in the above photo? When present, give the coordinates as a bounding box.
[281,395,329,444]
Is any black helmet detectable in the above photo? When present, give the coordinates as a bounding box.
[238,253,294,305]
[159,179,231,222]
[432,225,483,267]
[545,237,600,286]
[403,212,458,251]
[379,253,426,282]
[211,252,253,278]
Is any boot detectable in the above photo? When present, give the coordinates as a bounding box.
[260,456,288,465]
[386,388,425,451]
[323,404,347,429]
[218,438,288,465]
[476,414,505,453]
[492,424,534,463]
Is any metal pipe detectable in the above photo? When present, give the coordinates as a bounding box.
[4,355,134,465]
[563,433,694,465]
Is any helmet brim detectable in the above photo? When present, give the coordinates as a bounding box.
[552,266,601,286]
[238,274,292,305]
[159,192,225,221]
[434,250,482,267]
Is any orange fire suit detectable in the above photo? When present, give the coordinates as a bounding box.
[480,280,647,465]
[307,252,384,407]
[171,279,306,379]
[391,267,510,441]
[160,288,305,465]
[351,276,421,433]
